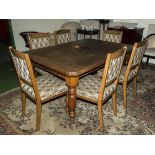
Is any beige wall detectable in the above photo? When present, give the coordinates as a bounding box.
[11,19,69,50]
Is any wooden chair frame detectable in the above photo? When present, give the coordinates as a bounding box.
[118,40,148,110]
[9,46,67,131]
[77,48,126,130]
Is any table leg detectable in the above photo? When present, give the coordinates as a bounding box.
[65,76,79,122]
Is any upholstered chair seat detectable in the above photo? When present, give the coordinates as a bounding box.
[21,74,67,101]
[77,75,116,102]
[97,68,104,77]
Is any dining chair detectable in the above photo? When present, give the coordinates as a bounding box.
[118,40,148,110]
[54,29,71,45]
[9,46,67,131]
[27,32,52,75]
[76,48,126,130]
[102,30,123,43]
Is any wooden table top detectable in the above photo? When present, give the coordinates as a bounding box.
[26,39,132,77]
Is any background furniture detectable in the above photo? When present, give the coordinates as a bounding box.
[54,29,71,45]
[108,27,144,45]
[61,22,80,41]
[76,28,100,40]
[20,31,38,48]
[27,32,52,75]
[143,34,155,64]
[102,30,123,43]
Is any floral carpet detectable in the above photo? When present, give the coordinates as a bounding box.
[0,64,155,135]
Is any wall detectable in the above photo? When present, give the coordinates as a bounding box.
[11,19,69,50]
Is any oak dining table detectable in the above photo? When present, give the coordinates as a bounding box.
[26,39,132,121]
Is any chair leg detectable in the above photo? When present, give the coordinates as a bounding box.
[133,78,137,97]
[112,92,117,116]
[146,57,149,64]
[36,101,42,131]
[22,93,26,116]
[97,102,104,131]
[123,83,127,110]
[66,92,69,113]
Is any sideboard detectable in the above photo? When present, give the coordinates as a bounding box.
[108,26,144,45]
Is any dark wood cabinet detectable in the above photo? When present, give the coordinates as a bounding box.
[108,26,144,45]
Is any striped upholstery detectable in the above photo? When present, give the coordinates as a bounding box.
[119,66,137,82]
[103,30,122,43]
[28,33,51,75]
[55,30,71,45]
[77,75,116,101]
[10,52,31,82]
[28,33,50,50]
[97,52,125,82]
[132,46,146,67]
[22,74,67,101]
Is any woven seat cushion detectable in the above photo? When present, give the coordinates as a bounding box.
[21,74,67,100]
[97,68,104,77]
[77,75,116,102]
[119,66,137,82]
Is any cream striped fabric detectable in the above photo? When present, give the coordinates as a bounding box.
[56,33,71,44]
[77,75,116,101]
[30,36,50,49]
[11,52,31,82]
[119,66,137,82]
[103,33,122,43]
[21,74,67,100]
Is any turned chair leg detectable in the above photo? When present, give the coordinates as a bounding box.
[22,93,26,116]
[123,83,127,110]
[97,102,104,131]
[36,101,42,131]
[112,92,117,116]
[133,78,137,97]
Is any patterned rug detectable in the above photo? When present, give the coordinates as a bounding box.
[0,64,155,135]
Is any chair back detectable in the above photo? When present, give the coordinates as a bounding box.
[54,29,71,45]
[9,46,40,101]
[102,30,123,43]
[28,33,50,50]
[124,40,148,81]
[99,48,126,100]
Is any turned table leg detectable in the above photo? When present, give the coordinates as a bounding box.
[65,76,79,122]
